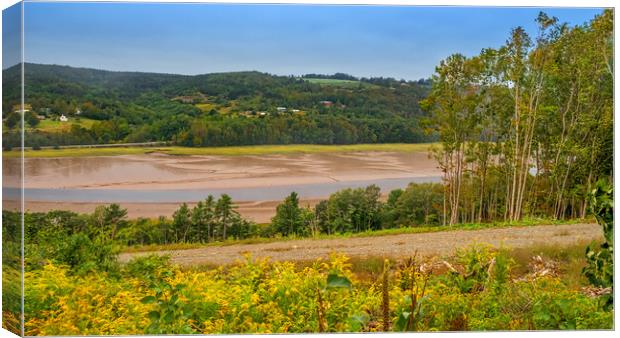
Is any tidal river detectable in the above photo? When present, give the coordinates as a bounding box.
[3,151,440,221]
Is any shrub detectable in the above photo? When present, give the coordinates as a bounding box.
[583,179,613,309]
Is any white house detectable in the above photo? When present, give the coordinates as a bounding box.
[59,114,68,122]
[276,107,287,112]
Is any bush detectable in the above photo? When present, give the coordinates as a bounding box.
[583,179,613,309]
[54,233,119,274]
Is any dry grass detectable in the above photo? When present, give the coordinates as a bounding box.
[122,218,594,254]
[502,240,596,289]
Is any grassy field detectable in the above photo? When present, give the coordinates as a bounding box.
[121,217,593,254]
[3,117,97,133]
[4,143,436,158]
[35,117,97,132]
[194,102,217,112]
[302,78,375,88]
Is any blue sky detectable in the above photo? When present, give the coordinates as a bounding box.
[6,2,605,79]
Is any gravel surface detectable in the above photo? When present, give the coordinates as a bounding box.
[119,223,602,266]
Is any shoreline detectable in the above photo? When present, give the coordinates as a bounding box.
[2,142,436,159]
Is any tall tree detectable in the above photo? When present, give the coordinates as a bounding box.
[216,194,234,240]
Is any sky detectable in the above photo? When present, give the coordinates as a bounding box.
[3,2,605,80]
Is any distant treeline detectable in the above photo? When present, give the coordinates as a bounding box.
[2,65,434,148]
[302,72,432,86]
[2,114,431,149]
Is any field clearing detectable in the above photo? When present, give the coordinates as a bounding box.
[119,222,601,267]
[36,117,97,132]
[302,77,375,88]
[195,102,217,112]
[2,117,97,133]
[4,142,436,158]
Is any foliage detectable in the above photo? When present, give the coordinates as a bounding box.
[381,182,444,227]
[422,10,613,224]
[271,192,311,237]
[21,247,612,335]
[321,185,383,234]
[3,64,434,148]
[583,179,613,309]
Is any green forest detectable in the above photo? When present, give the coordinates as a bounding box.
[2,63,432,148]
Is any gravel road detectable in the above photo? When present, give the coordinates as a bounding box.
[119,223,602,267]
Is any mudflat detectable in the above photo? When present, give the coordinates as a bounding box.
[5,151,440,221]
[5,151,438,190]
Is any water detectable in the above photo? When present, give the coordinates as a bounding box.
[5,176,441,203]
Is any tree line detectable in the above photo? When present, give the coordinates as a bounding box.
[421,10,613,225]
[4,183,444,261]
[2,64,433,148]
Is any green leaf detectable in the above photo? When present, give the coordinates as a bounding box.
[326,273,352,289]
[395,311,411,331]
[163,311,174,323]
[348,313,369,331]
[148,311,160,321]
[141,296,157,304]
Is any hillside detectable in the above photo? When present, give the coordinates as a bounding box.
[2,63,433,148]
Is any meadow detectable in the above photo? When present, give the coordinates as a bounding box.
[35,117,97,132]
[302,77,376,88]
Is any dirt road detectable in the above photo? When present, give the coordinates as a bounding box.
[119,222,602,267]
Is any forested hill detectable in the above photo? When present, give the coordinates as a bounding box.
[2,63,434,148]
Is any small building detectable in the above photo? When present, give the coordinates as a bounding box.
[291,109,300,113]
[319,100,333,107]
[59,114,68,122]
[75,108,82,115]
[276,107,287,112]
[36,115,46,120]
